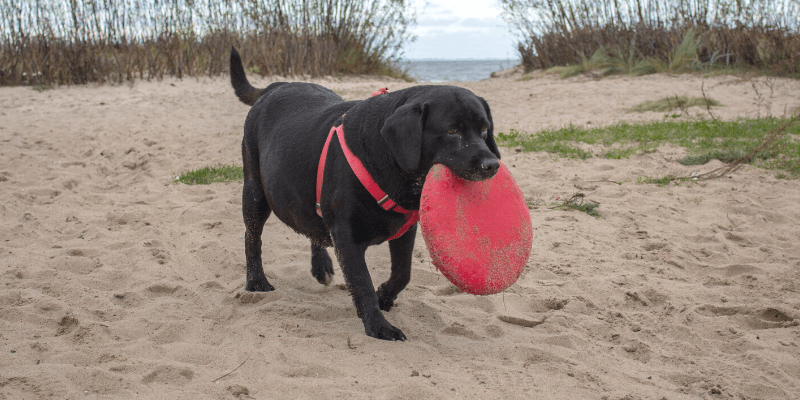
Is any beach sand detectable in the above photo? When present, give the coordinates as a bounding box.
[1,71,799,399]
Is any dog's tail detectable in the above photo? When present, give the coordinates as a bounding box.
[230,46,264,106]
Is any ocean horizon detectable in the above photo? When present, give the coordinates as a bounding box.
[399,59,519,83]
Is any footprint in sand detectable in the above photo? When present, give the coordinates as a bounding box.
[235,290,282,305]
[200,280,224,290]
[122,154,150,171]
[746,308,799,329]
[696,304,799,329]
[145,283,197,301]
[409,300,445,331]
[200,221,223,230]
[282,365,336,379]
[70,323,112,346]
[144,240,170,264]
[440,322,482,340]
[484,324,504,338]
[618,339,652,363]
[715,264,764,278]
[141,365,194,385]
[56,315,79,336]
[625,288,669,307]
[50,250,102,275]
[227,385,251,398]
[148,248,170,264]
[513,346,570,365]
[724,231,752,245]
[61,179,79,190]
[533,297,570,312]
[433,284,461,296]
[111,292,144,308]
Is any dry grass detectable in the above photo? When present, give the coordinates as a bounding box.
[0,0,415,86]
[630,96,721,113]
[501,0,800,77]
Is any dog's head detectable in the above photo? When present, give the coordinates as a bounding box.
[380,87,501,181]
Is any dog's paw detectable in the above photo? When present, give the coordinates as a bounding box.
[310,249,334,285]
[378,297,394,312]
[246,278,275,292]
[364,320,406,342]
[376,288,396,312]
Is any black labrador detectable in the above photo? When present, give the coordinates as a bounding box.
[230,47,501,341]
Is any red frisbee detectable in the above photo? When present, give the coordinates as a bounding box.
[419,163,532,295]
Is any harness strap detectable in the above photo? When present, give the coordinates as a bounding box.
[315,87,419,241]
[315,125,337,217]
[371,87,389,97]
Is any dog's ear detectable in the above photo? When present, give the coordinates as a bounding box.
[479,97,501,159]
[380,102,428,173]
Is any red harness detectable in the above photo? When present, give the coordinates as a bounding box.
[315,87,419,241]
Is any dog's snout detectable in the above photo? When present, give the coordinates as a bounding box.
[481,158,499,175]
[458,156,499,181]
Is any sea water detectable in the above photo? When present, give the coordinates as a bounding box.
[400,59,518,83]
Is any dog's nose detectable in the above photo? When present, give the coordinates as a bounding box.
[480,158,500,175]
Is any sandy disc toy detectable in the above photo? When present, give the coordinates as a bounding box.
[419,163,533,295]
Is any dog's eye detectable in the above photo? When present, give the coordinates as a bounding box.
[481,126,488,139]
[447,128,458,135]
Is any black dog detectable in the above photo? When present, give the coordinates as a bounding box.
[230,47,501,341]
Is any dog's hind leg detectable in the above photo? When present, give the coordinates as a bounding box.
[242,178,274,292]
[310,243,334,285]
[377,225,416,312]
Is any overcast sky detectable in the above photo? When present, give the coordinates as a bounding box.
[403,0,518,60]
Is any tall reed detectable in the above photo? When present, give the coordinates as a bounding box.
[501,0,800,75]
[0,0,415,86]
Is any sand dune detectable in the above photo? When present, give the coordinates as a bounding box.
[1,71,799,399]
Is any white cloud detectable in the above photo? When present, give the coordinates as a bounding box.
[417,0,504,19]
[404,0,517,59]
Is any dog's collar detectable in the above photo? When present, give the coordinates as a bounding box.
[315,88,419,241]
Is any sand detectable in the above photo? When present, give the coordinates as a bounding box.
[1,70,799,399]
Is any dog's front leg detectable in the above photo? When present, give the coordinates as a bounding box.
[331,227,407,341]
[377,225,416,312]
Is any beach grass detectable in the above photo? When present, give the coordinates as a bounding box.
[174,119,800,187]
[636,174,693,187]
[1,0,415,86]
[503,0,800,78]
[630,96,721,113]
[544,30,707,78]
[175,165,243,185]
[32,84,54,92]
[553,193,601,217]
[497,118,800,178]
[541,28,796,79]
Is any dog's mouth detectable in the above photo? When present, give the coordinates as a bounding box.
[448,157,500,182]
